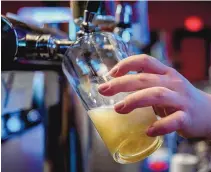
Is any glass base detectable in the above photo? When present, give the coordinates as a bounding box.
[113,136,163,164]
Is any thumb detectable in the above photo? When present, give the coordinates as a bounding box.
[147,111,189,137]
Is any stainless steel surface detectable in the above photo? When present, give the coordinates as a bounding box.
[17,34,73,61]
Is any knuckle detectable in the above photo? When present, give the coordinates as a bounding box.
[167,66,177,74]
[175,78,184,85]
[140,54,151,65]
[154,87,168,100]
[172,78,185,90]
[137,74,148,83]
[167,67,182,79]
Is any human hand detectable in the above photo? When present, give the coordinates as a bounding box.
[98,54,211,139]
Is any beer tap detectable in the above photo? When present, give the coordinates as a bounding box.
[1,15,73,70]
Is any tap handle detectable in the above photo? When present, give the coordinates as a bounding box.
[75,1,102,35]
[83,10,95,24]
[84,0,102,23]
[86,0,102,13]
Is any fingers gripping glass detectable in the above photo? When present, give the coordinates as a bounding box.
[62,32,162,164]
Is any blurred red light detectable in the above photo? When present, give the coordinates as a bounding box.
[148,161,168,171]
[185,16,203,32]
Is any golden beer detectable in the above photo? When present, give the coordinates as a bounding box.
[88,106,163,164]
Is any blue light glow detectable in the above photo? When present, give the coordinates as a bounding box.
[95,37,101,43]
[18,41,26,47]
[69,20,76,41]
[116,4,122,15]
[6,12,44,27]
[122,30,131,43]
[17,7,73,24]
[27,110,41,123]
[124,4,132,24]
[32,72,44,107]
[6,114,22,133]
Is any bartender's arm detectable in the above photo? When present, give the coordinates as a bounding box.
[98,54,211,140]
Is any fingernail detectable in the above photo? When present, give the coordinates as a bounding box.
[115,101,125,111]
[109,66,119,76]
[147,126,155,136]
[98,84,110,92]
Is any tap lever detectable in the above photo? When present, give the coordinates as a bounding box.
[83,10,95,24]
[85,0,102,13]
[80,10,99,34]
